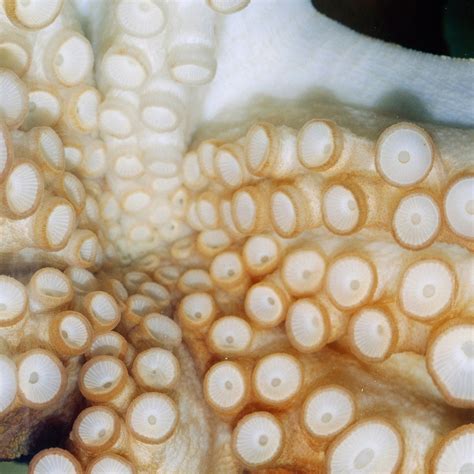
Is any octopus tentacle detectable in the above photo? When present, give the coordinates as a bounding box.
[0,0,472,472]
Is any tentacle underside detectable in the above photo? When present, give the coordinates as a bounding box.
[0,1,472,473]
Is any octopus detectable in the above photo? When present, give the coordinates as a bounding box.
[0,0,472,473]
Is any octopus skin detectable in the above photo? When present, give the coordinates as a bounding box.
[0,0,472,473]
